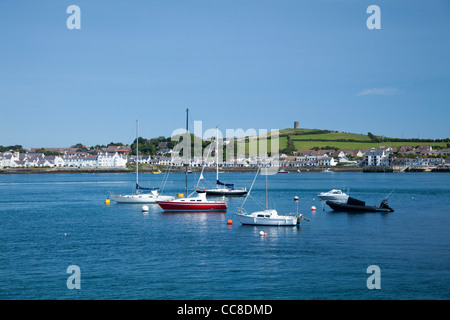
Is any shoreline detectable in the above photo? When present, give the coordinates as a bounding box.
[0,167,360,174]
[0,166,449,174]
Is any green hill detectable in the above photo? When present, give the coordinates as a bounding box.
[241,128,449,154]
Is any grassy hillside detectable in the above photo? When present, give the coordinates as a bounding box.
[239,128,449,154]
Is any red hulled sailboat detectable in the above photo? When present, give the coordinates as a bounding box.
[156,108,227,212]
[156,190,227,212]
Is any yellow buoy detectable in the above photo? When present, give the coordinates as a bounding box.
[177,193,184,198]
[105,199,110,205]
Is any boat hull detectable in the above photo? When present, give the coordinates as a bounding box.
[234,212,299,226]
[157,201,227,212]
[110,194,173,204]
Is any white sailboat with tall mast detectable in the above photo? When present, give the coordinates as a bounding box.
[234,167,309,226]
[109,120,174,204]
[196,126,247,197]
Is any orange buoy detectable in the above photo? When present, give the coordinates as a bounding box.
[227,219,233,225]
[264,232,267,237]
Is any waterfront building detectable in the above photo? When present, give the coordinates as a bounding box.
[365,148,387,166]
[317,156,337,167]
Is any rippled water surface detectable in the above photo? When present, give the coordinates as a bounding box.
[0,172,449,299]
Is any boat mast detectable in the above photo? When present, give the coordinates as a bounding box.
[216,125,219,189]
[136,119,139,195]
[265,166,268,210]
[185,108,189,196]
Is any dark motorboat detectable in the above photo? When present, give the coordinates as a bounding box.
[326,196,394,213]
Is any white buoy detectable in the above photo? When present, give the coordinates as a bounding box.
[259,231,265,236]
[142,205,149,212]
[311,206,316,211]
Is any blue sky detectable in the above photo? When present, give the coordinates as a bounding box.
[0,0,449,148]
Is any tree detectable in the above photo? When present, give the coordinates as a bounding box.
[71,143,88,150]
[108,142,124,147]
[368,132,381,143]
[0,145,25,153]
[281,134,296,155]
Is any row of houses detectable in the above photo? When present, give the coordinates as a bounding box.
[291,145,450,158]
[2,146,449,169]
[0,152,128,168]
[397,145,450,156]
[134,155,340,168]
[295,149,366,158]
[392,157,447,167]
[362,148,449,167]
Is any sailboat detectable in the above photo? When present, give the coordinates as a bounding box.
[234,167,309,226]
[196,126,247,197]
[156,109,227,212]
[109,120,174,204]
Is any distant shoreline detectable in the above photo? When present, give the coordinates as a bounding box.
[0,167,359,174]
[0,167,449,174]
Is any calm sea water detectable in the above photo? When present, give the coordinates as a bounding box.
[0,171,449,300]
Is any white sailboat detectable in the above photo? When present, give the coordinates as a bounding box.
[109,120,174,204]
[234,167,309,226]
[196,126,247,197]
